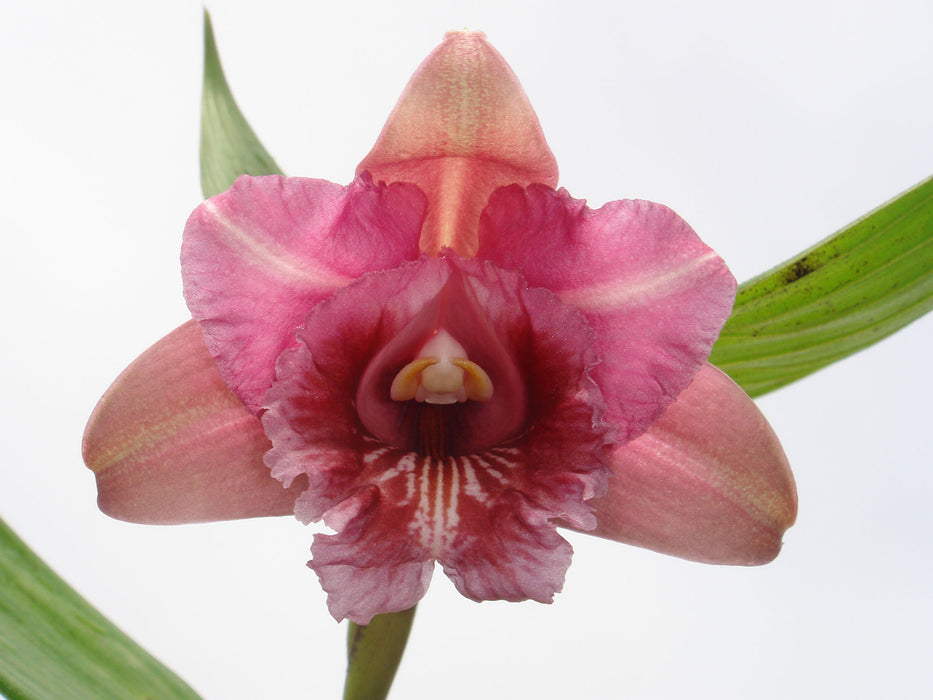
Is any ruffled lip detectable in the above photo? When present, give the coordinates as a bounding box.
[262,255,613,622]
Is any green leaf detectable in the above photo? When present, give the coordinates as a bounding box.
[200,10,283,198]
[711,175,933,397]
[343,607,416,700]
[0,516,202,700]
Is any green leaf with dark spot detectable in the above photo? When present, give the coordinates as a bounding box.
[343,607,416,700]
[711,175,933,396]
[200,10,282,198]
[0,516,202,700]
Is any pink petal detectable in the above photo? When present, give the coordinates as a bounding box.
[478,184,737,442]
[584,364,797,565]
[441,490,573,605]
[311,466,576,625]
[309,445,586,625]
[82,321,304,524]
[181,174,426,412]
[309,486,435,624]
[263,256,611,622]
[357,31,558,258]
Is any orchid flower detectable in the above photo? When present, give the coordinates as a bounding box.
[83,31,796,625]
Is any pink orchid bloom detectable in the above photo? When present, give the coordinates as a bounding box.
[83,31,796,625]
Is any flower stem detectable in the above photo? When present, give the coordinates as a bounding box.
[343,606,417,700]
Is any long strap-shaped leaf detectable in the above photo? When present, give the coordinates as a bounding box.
[711,175,933,397]
[0,517,201,700]
[200,10,283,197]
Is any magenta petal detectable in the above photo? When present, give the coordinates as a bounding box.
[309,486,435,625]
[478,185,737,442]
[182,174,426,412]
[441,489,573,605]
[584,364,797,565]
[308,447,583,624]
[82,321,304,524]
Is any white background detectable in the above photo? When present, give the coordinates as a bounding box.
[2,1,932,698]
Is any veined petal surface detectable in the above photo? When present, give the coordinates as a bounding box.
[357,31,557,257]
[586,364,797,565]
[182,174,427,412]
[478,184,737,442]
[83,321,303,524]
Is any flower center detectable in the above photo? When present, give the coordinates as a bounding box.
[353,260,528,457]
[389,329,493,459]
[390,329,493,405]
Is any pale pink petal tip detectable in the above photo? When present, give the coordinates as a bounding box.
[586,364,797,565]
[82,321,303,525]
[357,31,558,257]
